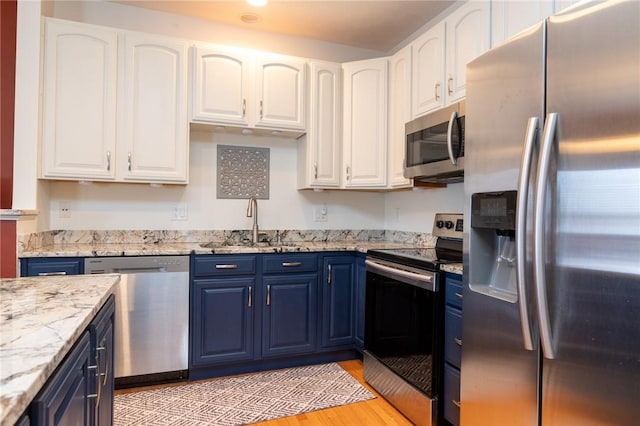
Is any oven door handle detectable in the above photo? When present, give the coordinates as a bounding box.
[365,259,435,287]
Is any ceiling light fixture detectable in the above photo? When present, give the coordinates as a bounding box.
[247,0,268,7]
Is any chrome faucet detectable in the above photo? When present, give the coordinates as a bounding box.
[246,196,259,245]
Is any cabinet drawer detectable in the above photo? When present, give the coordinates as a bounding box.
[192,255,256,277]
[444,363,461,426]
[445,305,463,368]
[262,253,317,274]
[445,274,463,309]
[23,257,84,276]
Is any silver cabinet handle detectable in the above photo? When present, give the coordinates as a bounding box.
[534,113,559,360]
[327,264,332,284]
[454,337,462,346]
[248,286,252,308]
[346,166,350,181]
[435,82,440,101]
[215,264,238,269]
[314,164,318,180]
[455,292,463,299]
[516,117,539,352]
[266,284,271,305]
[282,262,302,267]
[447,75,453,95]
[106,151,111,171]
[260,100,263,119]
[127,152,132,172]
[446,111,459,165]
[38,271,67,276]
[453,400,461,408]
[242,99,246,117]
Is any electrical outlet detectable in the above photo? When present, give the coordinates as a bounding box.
[172,203,188,221]
[59,201,71,219]
[314,204,328,222]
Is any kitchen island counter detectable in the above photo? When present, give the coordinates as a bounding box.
[0,274,119,426]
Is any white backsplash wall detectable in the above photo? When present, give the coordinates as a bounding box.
[48,130,386,231]
[383,183,464,233]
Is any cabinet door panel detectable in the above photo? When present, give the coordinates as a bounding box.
[192,46,250,125]
[121,33,188,182]
[321,256,355,348]
[354,257,366,349]
[256,60,306,130]
[492,0,553,47]
[388,46,412,188]
[41,20,117,180]
[192,278,255,365]
[412,23,445,117]
[262,274,317,357]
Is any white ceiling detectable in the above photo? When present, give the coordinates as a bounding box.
[112,0,455,52]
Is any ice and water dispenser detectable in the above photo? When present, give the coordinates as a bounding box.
[469,191,518,302]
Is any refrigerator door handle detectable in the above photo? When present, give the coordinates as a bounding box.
[534,112,559,360]
[447,111,459,165]
[515,116,539,351]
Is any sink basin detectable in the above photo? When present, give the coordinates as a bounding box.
[199,241,285,249]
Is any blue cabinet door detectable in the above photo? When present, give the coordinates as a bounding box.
[192,278,256,366]
[320,255,355,348]
[31,332,93,426]
[22,257,84,276]
[91,296,115,426]
[354,255,367,349]
[262,274,317,358]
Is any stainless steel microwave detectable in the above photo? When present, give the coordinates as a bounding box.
[404,101,465,183]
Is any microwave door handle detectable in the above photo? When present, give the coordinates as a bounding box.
[516,116,539,352]
[534,112,559,360]
[447,111,459,165]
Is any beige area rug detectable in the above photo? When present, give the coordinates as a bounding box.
[114,363,376,425]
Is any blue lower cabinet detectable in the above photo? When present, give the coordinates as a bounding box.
[192,278,256,366]
[444,272,463,426]
[444,362,461,425]
[320,255,355,348]
[354,255,366,349]
[31,332,93,426]
[92,296,115,426]
[21,257,84,277]
[262,274,317,358]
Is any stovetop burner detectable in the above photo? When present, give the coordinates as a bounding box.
[367,213,463,271]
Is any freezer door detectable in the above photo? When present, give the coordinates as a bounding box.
[461,22,545,426]
[541,1,640,424]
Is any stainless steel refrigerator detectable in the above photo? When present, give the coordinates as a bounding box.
[461,1,640,425]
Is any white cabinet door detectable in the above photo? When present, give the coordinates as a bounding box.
[342,58,388,188]
[554,0,582,13]
[299,61,342,188]
[411,22,445,118]
[445,0,490,103]
[191,45,250,126]
[255,58,306,130]
[388,47,412,188]
[492,0,553,46]
[120,33,189,182]
[41,19,117,180]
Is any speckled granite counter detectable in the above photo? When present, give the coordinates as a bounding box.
[19,229,437,258]
[441,263,463,275]
[0,274,120,426]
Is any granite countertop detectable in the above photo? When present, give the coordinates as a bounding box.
[441,263,463,275]
[0,274,120,426]
[19,240,418,258]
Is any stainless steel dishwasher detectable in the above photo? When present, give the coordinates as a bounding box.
[85,255,189,387]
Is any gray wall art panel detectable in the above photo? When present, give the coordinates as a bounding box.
[217,145,270,199]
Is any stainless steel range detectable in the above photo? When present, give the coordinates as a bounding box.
[364,213,463,426]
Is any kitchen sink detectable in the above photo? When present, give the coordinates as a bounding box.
[199,241,294,249]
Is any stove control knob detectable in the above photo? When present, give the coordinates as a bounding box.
[445,221,454,229]
[436,220,445,229]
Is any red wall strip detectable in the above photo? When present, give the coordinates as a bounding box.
[1,0,18,278]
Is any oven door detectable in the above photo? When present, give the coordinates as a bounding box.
[363,258,443,426]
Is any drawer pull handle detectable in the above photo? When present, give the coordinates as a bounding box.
[455,292,463,299]
[38,271,67,276]
[455,337,463,346]
[266,284,271,306]
[215,264,238,269]
[453,400,461,408]
[282,262,302,267]
[328,264,332,284]
[248,286,252,308]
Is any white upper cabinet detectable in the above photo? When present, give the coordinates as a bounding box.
[388,46,412,188]
[492,0,554,46]
[41,18,189,183]
[298,61,342,189]
[445,0,491,103]
[191,46,250,126]
[119,32,189,183]
[255,58,306,130]
[411,23,445,118]
[342,58,388,188]
[191,47,306,132]
[41,19,118,180]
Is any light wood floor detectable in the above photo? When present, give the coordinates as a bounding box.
[115,359,412,425]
